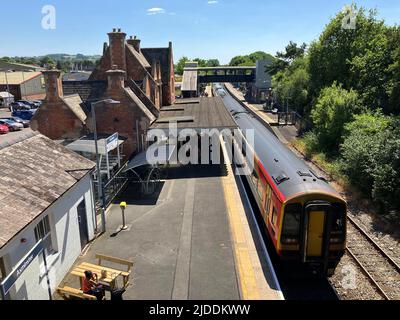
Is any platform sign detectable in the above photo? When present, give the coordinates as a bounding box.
[0,240,43,298]
[105,133,119,153]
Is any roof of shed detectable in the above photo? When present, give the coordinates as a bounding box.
[0,72,42,85]
[0,132,95,249]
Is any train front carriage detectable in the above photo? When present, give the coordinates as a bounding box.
[278,193,347,276]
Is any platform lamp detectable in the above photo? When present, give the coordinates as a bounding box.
[91,98,120,233]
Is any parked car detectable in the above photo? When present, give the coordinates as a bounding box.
[0,123,9,134]
[31,100,43,107]
[11,109,36,121]
[0,116,30,128]
[9,101,31,111]
[0,119,23,131]
[18,100,42,109]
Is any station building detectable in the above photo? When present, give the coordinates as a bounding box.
[0,131,96,300]
[31,28,175,160]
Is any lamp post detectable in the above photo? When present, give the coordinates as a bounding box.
[91,98,120,233]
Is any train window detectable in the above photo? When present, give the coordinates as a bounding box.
[257,175,267,199]
[271,207,278,226]
[330,203,346,243]
[264,186,272,216]
[251,168,259,199]
[281,203,302,244]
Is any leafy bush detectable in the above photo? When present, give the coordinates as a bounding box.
[311,83,361,152]
[341,112,400,213]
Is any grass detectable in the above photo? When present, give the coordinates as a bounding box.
[292,135,349,187]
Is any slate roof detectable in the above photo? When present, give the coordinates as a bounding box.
[124,87,156,123]
[126,45,151,69]
[62,94,87,123]
[0,132,95,249]
[62,80,107,102]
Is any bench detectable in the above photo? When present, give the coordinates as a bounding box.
[57,286,97,300]
[95,254,133,287]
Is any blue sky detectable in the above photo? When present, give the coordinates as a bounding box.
[0,0,399,64]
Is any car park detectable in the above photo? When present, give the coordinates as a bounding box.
[0,119,23,131]
[0,123,9,134]
[0,116,30,128]
[11,109,36,120]
[9,101,31,111]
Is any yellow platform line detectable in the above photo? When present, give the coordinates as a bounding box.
[220,137,261,300]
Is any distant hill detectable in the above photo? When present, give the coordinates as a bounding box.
[39,53,102,61]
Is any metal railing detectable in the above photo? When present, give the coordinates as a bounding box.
[93,164,129,213]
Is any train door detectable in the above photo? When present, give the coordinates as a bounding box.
[303,202,331,260]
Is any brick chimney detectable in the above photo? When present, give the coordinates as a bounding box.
[127,35,141,52]
[43,69,63,102]
[106,65,126,94]
[108,28,127,72]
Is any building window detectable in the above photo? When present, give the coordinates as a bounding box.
[34,216,55,256]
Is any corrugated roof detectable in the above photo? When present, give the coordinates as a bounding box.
[0,133,95,249]
[181,70,198,92]
[0,72,42,85]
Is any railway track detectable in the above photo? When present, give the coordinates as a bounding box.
[289,142,400,299]
[345,216,400,300]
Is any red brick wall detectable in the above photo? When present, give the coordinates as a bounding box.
[125,48,148,81]
[30,100,85,139]
[89,49,112,81]
[91,92,150,158]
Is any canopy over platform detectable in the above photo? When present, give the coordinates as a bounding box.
[65,133,124,156]
[124,144,176,172]
[149,97,237,131]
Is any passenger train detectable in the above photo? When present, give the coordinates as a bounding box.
[215,85,347,276]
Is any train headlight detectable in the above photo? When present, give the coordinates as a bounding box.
[282,238,298,244]
[329,237,343,244]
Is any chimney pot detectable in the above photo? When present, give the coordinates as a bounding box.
[106,68,126,92]
[107,30,127,72]
[127,36,141,52]
[42,69,63,102]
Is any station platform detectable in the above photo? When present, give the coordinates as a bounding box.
[57,156,282,299]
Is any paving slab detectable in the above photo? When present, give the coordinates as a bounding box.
[59,164,240,300]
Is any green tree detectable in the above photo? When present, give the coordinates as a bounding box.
[40,56,56,69]
[311,82,361,152]
[272,56,310,115]
[267,41,306,75]
[341,113,400,213]
[229,55,253,66]
[205,59,220,67]
[175,56,189,75]
[308,6,399,114]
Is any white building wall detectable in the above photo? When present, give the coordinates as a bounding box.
[0,174,96,300]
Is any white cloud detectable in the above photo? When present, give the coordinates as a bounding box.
[147,7,166,15]
[207,1,218,4]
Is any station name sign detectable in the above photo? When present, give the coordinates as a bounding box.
[105,133,119,153]
[0,240,43,297]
